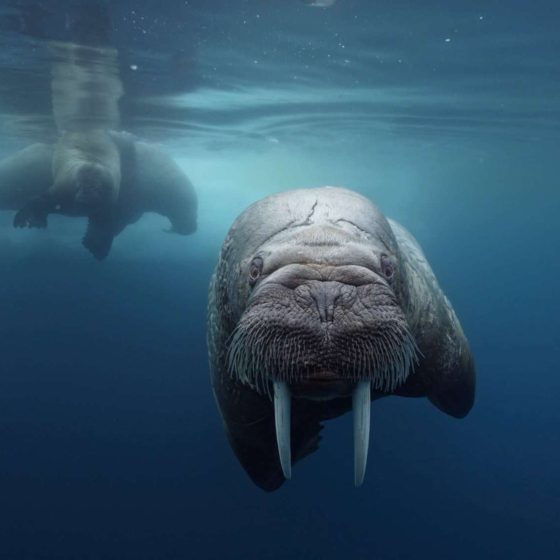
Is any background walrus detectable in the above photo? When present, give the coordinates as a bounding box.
[208,186,475,491]
[1,132,197,259]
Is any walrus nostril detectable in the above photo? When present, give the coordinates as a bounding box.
[307,281,343,323]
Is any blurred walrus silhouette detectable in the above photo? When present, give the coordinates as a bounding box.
[3,131,197,259]
[1,1,197,259]
[208,187,475,491]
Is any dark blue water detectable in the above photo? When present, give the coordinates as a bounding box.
[1,1,559,559]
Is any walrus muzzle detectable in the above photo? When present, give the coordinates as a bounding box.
[226,263,419,484]
[74,163,118,209]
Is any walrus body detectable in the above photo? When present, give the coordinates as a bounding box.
[1,131,197,259]
[208,187,474,491]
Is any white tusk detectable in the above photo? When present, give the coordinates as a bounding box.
[353,380,371,487]
[273,381,292,480]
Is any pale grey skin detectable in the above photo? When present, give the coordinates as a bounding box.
[0,132,197,259]
[208,186,475,491]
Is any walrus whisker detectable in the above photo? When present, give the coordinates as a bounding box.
[226,309,419,397]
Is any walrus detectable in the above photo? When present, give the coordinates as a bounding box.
[9,35,129,258]
[0,7,197,261]
[208,186,475,491]
[1,131,197,259]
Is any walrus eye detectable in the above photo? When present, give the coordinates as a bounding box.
[380,254,396,280]
[249,256,264,285]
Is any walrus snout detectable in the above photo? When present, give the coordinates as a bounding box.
[258,265,365,325]
[228,262,418,399]
[75,183,106,205]
[294,281,354,324]
[74,163,117,208]
[295,280,352,323]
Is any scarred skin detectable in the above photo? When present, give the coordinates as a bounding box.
[207,186,475,491]
[0,131,197,259]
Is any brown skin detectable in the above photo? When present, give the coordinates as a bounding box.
[208,187,474,491]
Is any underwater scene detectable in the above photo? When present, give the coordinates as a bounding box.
[0,0,559,558]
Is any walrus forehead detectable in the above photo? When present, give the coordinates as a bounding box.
[256,239,387,274]
[250,219,398,274]
[227,187,397,260]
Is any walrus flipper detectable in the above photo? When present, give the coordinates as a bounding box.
[82,216,116,260]
[388,219,475,418]
[226,406,324,492]
[426,336,475,419]
[13,193,55,229]
[214,375,324,491]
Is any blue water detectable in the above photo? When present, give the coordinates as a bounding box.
[1,1,559,559]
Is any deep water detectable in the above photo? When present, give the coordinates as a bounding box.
[1,1,559,559]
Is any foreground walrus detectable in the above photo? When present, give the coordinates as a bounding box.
[208,187,475,491]
[0,131,197,259]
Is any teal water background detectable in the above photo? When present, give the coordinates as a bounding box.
[0,1,559,558]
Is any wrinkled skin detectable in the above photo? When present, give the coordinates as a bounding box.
[208,187,475,491]
[227,229,418,399]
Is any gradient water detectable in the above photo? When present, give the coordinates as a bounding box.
[0,1,559,559]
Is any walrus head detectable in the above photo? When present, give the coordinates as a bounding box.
[74,162,119,210]
[228,225,419,399]
[50,131,122,214]
[209,187,474,490]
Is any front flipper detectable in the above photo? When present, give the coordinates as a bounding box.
[82,217,116,260]
[226,402,324,492]
[427,326,475,419]
[13,194,54,229]
[215,378,325,491]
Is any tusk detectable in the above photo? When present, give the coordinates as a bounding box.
[353,380,371,487]
[273,381,292,480]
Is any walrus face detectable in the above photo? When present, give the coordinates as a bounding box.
[74,163,116,210]
[228,226,418,400]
